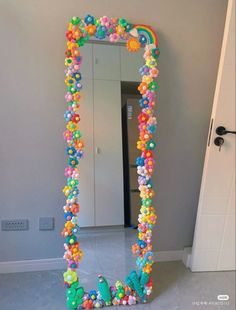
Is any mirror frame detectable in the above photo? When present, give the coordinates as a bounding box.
[62,15,159,309]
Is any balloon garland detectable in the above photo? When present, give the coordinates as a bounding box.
[63,15,159,309]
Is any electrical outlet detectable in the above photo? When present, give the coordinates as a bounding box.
[1,219,29,231]
[39,217,54,231]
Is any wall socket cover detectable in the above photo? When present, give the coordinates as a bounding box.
[39,217,54,230]
[1,219,29,231]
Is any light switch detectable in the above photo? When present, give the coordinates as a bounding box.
[39,217,54,231]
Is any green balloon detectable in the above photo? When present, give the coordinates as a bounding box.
[97,275,112,303]
[71,17,81,25]
[129,271,144,298]
[140,272,150,286]
[118,18,127,27]
[66,287,76,298]
[75,287,84,299]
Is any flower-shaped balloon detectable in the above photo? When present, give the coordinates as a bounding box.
[67,178,79,188]
[71,203,80,214]
[93,300,103,308]
[142,75,153,84]
[150,67,159,78]
[68,260,79,270]
[66,234,77,245]
[136,157,145,166]
[109,33,119,43]
[142,198,152,207]
[146,140,156,150]
[64,110,73,122]
[63,269,78,285]
[72,72,82,81]
[139,65,150,76]
[118,18,127,27]
[65,167,74,177]
[73,92,81,102]
[146,58,157,68]
[151,47,160,59]
[63,185,72,197]
[100,16,110,27]
[95,26,106,39]
[72,225,80,234]
[65,92,73,102]
[138,82,148,95]
[65,58,73,67]
[68,187,80,199]
[84,14,95,25]
[86,24,97,36]
[64,212,73,221]
[65,221,74,230]
[74,82,82,92]
[139,97,149,108]
[128,296,136,305]
[138,176,148,185]
[67,121,78,132]
[89,290,97,300]
[66,147,76,156]
[71,114,80,123]
[142,150,153,159]
[71,216,78,225]
[83,299,93,309]
[71,168,79,179]
[68,157,79,168]
[148,81,159,92]
[65,76,75,86]
[75,140,84,150]
[138,112,149,123]
[73,130,82,140]
[71,16,81,25]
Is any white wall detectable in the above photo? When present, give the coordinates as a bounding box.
[0,0,228,261]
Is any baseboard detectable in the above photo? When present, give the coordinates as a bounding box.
[154,250,184,262]
[182,247,192,268]
[0,250,186,274]
[0,258,65,274]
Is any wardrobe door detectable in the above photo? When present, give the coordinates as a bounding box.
[120,46,143,82]
[80,43,93,79]
[94,79,124,226]
[78,79,95,227]
[93,44,121,81]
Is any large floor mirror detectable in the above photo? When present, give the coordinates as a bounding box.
[63,16,158,309]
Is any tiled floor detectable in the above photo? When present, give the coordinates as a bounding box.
[0,228,235,310]
[0,262,235,310]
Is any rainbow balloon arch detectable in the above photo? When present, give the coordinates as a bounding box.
[62,15,159,309]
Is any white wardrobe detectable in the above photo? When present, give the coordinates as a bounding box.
[78,43,143,227]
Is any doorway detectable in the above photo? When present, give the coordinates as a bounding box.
[121,82,141,227]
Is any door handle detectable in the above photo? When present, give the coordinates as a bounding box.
[216,126,236,136]
[214,137,224,151]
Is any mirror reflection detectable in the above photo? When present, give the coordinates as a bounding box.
[77,41,144,289]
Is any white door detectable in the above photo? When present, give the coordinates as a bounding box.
[191,0,235,271]
[94,79,124,226]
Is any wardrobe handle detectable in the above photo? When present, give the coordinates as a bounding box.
[95,147,101,154]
